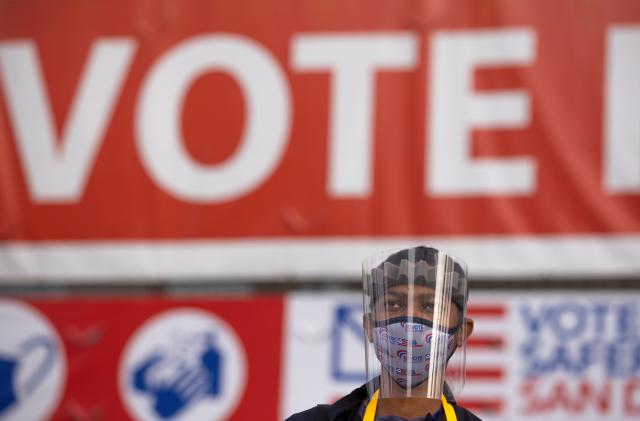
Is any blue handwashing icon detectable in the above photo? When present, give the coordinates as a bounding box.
[132,333,222,418]
[0,355,18,413]
[0,336,56,415]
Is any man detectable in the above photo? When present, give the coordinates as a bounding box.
[286,246,481,421]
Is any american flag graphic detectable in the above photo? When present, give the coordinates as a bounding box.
[456,302,508,418]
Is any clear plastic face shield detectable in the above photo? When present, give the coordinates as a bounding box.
[363,246,469,401]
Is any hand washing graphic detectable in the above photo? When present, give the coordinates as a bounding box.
[132,333,222,418]
[119,308,246,421]
[0,299,65,421]
[0,335,57,414]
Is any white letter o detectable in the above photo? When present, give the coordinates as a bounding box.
[136,34,291,202]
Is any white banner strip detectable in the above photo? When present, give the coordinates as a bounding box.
[0,235,639,282]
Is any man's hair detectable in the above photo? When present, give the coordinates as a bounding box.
[368,246,468,313]
[380,246,466,280]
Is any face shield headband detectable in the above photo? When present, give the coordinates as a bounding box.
[369,261,467,315]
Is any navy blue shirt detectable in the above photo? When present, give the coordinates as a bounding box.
[357,399,443,421]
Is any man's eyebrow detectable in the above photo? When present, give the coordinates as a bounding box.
[384,291,406,298]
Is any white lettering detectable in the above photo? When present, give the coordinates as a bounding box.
[136,34,291,203]
[427,29,536,196]
[0,39,136,202]
[604,26,640,193]
[292,33,417,198]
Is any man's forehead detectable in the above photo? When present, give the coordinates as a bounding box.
[384,285,436,296]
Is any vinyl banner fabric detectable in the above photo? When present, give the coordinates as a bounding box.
[283,291,640,421]
[1,1,640,281]
[2,292,639,421]
[0,296,284,421]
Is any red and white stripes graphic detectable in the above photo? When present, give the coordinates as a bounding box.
[457,303,508,416]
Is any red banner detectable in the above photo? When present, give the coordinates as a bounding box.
[1,0,639,279]
[5,292,640,421]
[0,296,284,421]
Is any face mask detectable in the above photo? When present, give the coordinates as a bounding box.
[372,317,458,388]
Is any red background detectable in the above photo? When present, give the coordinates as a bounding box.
[0,0,639,241]
[26,296,284,420]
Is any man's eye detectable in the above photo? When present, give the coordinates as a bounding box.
[385,301,403,310]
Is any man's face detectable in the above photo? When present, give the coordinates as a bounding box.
[373,284,462,330]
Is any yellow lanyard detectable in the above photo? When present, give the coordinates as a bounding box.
[362,390,458,421]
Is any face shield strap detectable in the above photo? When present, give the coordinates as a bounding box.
[377,261,463,288]
[373,316,462,335]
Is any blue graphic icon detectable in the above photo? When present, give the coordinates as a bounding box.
[132,333,222,419]
[331,303,366,382]
[0,336,56,415]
